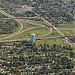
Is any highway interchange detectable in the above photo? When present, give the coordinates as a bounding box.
[0,7,75,46]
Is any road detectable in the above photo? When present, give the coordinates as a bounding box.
[42,17,73,46]
[0,7,74,46]
[33,11,74,46]
[0,7,47,40]
[0,17,39,20]
[0,7,53,41]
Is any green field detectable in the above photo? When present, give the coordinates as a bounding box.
[19,19,47,30]
[7,27,50,40]
[45,29,61,37]
[0,14,75,50]
[36,38,68,46]
[57,23,75,29]
[25,20,45,25]
[59,29,74,36]
[0,18,47,39]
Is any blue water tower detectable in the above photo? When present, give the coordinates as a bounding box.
[31,34,35,42]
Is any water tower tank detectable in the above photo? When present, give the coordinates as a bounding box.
[31,34,35,42]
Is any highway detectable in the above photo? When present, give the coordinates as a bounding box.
[0,17,39,20]
[42,17,73,46]
[0,7,74,46]
[0,7,52,41]
[0,7,47,40]
[33,11,74,46]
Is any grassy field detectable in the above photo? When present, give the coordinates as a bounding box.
[21,22,34,30]
[36,38,68,46]
[0,16,75,52]
[25,20,45,25]
[20,19,47,31]
[7,27,50,40]
[72,47,75,52]
[6,28,50,39]
[57,23,75,29]
[59,29,74,36]
[0,18,47,39]
[45,29,61,37]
